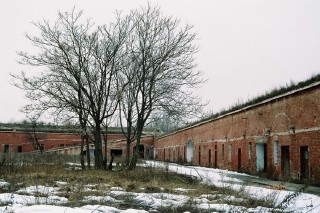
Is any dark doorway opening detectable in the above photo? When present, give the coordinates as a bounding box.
[198,147,201,166]
[214,144,217,168]
[238,149,242,171]
[177,148,180,161]
[111,149,123,157]
[17,146,22,153]
[4,145,9,153]
[281,146,290,178]
[300,146,309,179]
[214,150,217,168]
[209,149,212,166]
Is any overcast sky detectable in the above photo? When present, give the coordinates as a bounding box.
[1,0,320,123]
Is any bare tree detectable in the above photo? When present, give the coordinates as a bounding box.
[12,6,205,170]
[118,5,206,169]
[147,111,181,134]
[12,9,129,169]
[118,69,139,166]
[23,117,47,154]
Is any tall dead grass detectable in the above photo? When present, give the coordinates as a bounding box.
[0,153,302,212]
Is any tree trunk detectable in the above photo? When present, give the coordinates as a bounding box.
[126,139,131,167]
[103,128,108,170]
[86,134,90,170]
[80,134,85,170]
[108,153,115,170]
[129,130,142,170]
[94,124,103,169]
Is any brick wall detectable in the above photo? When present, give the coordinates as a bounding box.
[155,84,320,183]
[0,131,125,153]
[0,129,154,161]
[108,136,155,160]
[1,84,319,183]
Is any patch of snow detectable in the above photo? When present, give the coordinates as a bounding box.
[5,204,119,213]
[110,186,124,191]
[83,195,118,203]
[247,206,274,213]
[17,185,59,196]
[0,181,9,187]
[81,204,121,212]
[109,190,129,197]
[194,197,210,204]
[0,193,68,206]
[173,188,194,192]
[198,194,221,200]
[198,203,247,212]
[223,195,245,202]
[1,161,319,212]
[55,181,68,186]
[120,209,149,213]
[145,160,320,213]
[135,192,189,208]
[82,184,98,192]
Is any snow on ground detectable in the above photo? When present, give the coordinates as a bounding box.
[0,181,9,188]
[0,192,68,206]
[145,160,320,213]
[0,161,319,212]
[17,185,60,195]
[2,205,148,213]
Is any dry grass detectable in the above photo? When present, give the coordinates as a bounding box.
[0,153,288,211]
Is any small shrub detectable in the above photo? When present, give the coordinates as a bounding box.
[145,185,162,193]
[126,183,137,192]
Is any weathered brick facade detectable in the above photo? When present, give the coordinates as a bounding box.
[0,130,154,159]
[1,82,319,183]
[0,131,125,153]
[43,135,155,160]
[107,136,155,160]
[155,83,320,184]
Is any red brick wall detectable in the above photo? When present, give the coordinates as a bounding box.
[108,136,155,160]
[2,85,319,184]
[0,131,125,153]
[155,85,320,183]
[0,129,154,160]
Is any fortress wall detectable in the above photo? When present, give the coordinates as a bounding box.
[155,84,320,183]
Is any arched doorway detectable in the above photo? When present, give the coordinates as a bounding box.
[186,139,194,163]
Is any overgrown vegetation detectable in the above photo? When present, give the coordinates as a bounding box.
[0,153,303,212]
